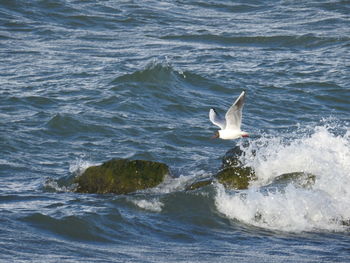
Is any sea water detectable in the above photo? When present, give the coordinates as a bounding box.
[0,0,349,262]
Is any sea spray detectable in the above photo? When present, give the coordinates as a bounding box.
[239,124,350,185]
[130,198,164,212]
[69,156,95,176]
[215,184,345,232]
[43,157,95,193]
[215,124,350,232]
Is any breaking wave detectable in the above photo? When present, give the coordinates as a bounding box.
[215,122,350,232]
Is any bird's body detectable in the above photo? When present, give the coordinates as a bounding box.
[217,128,248,140]
[209,91,248,140]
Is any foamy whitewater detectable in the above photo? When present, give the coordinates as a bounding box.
[130,198,164,213]
[216,123,350,232]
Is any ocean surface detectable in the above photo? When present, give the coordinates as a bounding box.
[1,0,350,262]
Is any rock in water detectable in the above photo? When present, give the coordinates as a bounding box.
[221,144,255,169]
[222,146,245,168]
[215,166,256,189]
[186,145,257,191]
[75,159,170,194]
[272,172,316,189]
[185,178,213,191]
[216,145,257,189]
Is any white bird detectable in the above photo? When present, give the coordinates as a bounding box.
[209,91,249,140]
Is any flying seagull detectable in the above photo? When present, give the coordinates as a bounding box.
[209,91,249,140]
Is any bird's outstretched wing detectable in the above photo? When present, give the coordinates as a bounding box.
[225,91,245,130]
[209,108,226,130]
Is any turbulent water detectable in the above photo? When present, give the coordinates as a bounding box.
[1,0,350,262]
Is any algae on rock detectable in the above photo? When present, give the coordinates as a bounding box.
[271,172,316,189]
[215,145,257,189]
[75,159,170,194]
[216,166,256,189]
[187,145,257,191]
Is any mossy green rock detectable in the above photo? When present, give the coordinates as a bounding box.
[272,172,316,188]
[216,145,257,189]
[186,146,257,191]
[75,159,169,194]
[186,166,257,191]
[216,166,257,189]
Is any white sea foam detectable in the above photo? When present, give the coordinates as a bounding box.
[131,198,163,212]
[69,157,95,176]
[148,170,208,194]
[215,124,350,232]
[43,177,72,192]
[42,157,96,193]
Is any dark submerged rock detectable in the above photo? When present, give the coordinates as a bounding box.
[185,179,213,191]
[222,146,245,168]
[221,144,255,169]
[75,159,170,194]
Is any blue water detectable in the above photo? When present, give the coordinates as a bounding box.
[1,0,350,262]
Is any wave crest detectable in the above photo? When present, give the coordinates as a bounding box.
[216,123,350,232]
[111,59,186,86]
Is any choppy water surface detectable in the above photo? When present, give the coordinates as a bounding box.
[0,0,349,262]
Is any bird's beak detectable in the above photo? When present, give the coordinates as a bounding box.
[211,131,219,139]
[242,134,249,138]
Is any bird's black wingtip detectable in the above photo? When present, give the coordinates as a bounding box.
[210,108,218,114]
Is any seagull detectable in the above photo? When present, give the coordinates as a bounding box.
[209,91,249,140]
